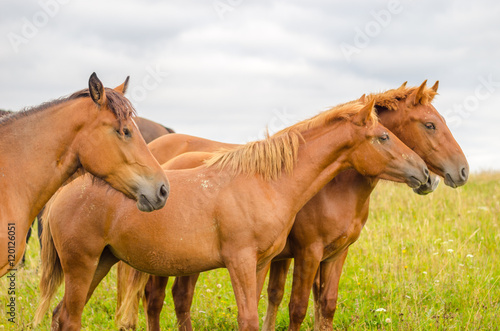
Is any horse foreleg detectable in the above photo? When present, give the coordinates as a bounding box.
[226,252,259,331]
[312,249,348,331]
[0,228,27,276]
[143,275,169,331]
[22,226,31,265]
[261,259,291,331]
[287,249,322,331]
[256,261,271,303]
[37,208,44,248]
[172,274,199,331]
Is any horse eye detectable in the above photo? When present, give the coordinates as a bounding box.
[379,134,389,142]
[425,122,436,130]
[123,127,131,137]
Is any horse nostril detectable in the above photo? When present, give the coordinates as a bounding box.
[423,167,429,178]
[460,167,468,180]
[159,184,168,198]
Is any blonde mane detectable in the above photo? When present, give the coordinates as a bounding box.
[204,101,377,180]
[204,82,436,180]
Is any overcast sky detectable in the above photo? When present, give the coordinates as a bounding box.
[1,0,499,172]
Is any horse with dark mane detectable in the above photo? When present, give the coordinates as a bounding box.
[20,116,175,264]
[0,73,169,276]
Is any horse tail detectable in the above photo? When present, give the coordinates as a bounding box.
[34,196,64,326]
[116,262,150,330]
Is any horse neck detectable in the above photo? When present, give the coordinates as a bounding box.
[0,99,93,222]
[272,121,360,214]
[324,169,379,208]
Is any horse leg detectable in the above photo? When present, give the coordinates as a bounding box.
[22,209,44,265]
[261,259,292,331]
[172,274,199,331]
[143,275,169,331]
[21,225,31,265]
[312,249,348,331]
[256,261,271,303]
[37,208,44,248]
[85,247,119,303]
[288,250,322,331]
[52,249,112,330]
[226,253,259,331]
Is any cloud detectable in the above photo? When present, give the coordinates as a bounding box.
[0,0,499,170]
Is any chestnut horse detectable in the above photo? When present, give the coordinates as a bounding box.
[35,99,429,330]
[116,81,468,331]
[22,116,175,265]
[0,73,169,277]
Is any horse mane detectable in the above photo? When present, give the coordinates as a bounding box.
[366,84,438,112]
[69,88,137,123]
[0,109,13,117]
[0,88,136,127]
[205,101,377,180]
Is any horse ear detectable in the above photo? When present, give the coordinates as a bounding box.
[406,80,427,107]
[399,81,407,89]
[89,72,106,107]
[431,80,439,92]
[114,76,130,95]
[352,99,375,126]
[358,94,366,103]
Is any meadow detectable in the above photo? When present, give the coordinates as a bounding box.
[1,172,499,330]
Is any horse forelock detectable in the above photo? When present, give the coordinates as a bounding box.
[69,88,137,125]
[205,101,378,180]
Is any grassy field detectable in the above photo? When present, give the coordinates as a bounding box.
[1,172,499,330]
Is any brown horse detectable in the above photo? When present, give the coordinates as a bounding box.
[22,116,175,264]
[0,73,169,277]
[35,99,429,331]
[116,81,468,331]
[134,117,175,142]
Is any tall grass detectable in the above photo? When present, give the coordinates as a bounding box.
[1,172,499,330]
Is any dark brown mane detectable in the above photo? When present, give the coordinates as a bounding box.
[68,88,137,123]
[0,109,13,117]
[0,88,136,127]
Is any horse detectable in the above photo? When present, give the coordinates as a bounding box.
[134,117,175,142]
[35,98,430,331]
[0,73,169,277]
[115,81,468,331]
[22,116,175,265]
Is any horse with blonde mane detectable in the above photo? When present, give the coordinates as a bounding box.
[0,73,169,277]
[36,98,429,330]
[114,81,468,331]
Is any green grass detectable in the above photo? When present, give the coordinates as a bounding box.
[1,172,499,330]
